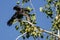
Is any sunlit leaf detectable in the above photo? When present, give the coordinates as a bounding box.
[39,7,43,12]
[16,1,20,4]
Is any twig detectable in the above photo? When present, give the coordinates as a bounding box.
[42,29,60,38]
[30,0,36,13]
[58,30,60,40]
[16,32,27,40]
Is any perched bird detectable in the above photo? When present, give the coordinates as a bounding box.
[7,5,30,26]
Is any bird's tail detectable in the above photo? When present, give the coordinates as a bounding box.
[7,18,14,26]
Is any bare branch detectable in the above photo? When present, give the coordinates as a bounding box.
[58,30,60,40]
[16,32,27,40]
[30,0,36,13]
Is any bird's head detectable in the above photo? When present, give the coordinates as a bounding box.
[13,5,21,11]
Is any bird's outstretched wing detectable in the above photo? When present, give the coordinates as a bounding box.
[7,12,23,26]
[7,13,17,26]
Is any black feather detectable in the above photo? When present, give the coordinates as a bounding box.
[7,12,23,26]
[7,18,14,26]
[13,5,21,11]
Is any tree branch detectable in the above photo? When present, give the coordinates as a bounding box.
[16,20,60,40]
[58,30,60,40]
[23,20,60,38]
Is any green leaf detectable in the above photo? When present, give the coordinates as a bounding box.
[46,36,49,40]
[26,33,30,39]
[15,25,19,30]
[16,1,20,4]
[41,35,43,38]
[39,7,43,12]
[45,4,50,8]
[26,7,33,12]
[31,14,36,21]
[47,0,52,3]
[40,34,44,38]
[22,36,25,39]
[20,29,25,33]
[22,0,30,4]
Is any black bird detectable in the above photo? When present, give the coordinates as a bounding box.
[7,5,24,26]
[7,5,30,26]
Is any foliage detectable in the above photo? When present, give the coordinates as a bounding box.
[40,0,60,40]
[8,0,60,40]
[15,0,43,40]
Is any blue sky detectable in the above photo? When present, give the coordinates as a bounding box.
[0,0,52,40]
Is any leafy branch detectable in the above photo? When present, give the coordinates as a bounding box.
[16,20,60,40]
